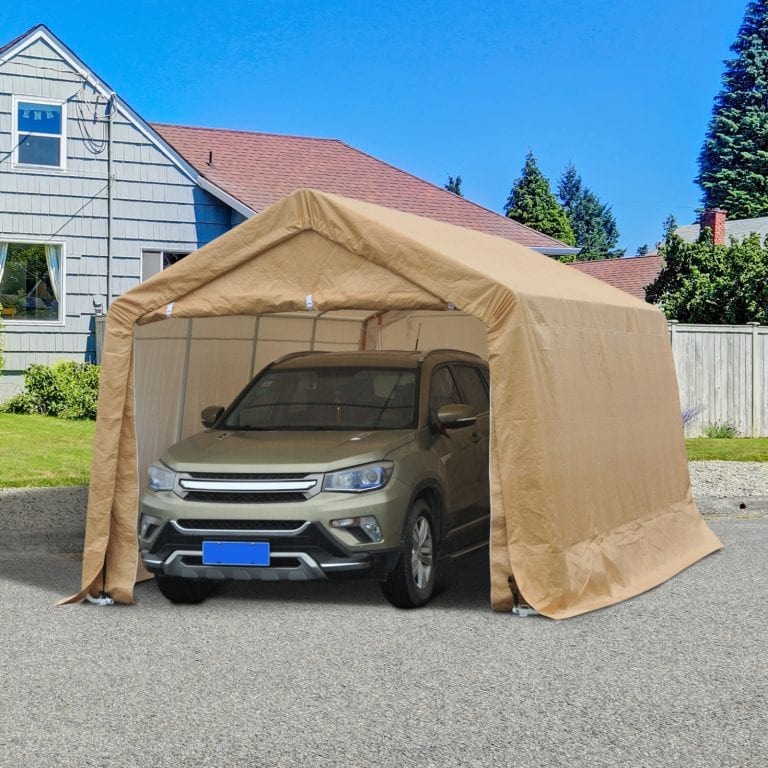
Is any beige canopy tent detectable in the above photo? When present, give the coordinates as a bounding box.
[66,189,721,618]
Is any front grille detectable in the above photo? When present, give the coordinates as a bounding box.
[177,519,307,531]
[187,472,309,480]
[183,491,307,504]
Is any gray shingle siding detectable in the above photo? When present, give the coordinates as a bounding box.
[0,35,233,374]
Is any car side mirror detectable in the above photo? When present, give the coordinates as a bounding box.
[436,403,477,429]
[201,405,225,429]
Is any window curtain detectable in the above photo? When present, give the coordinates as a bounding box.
[0,243,7,286]
[45,244,61,301]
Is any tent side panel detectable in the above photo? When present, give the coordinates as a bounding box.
[487,298,721,617]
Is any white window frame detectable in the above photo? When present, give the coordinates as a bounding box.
[12,95,67,171]
[0,237,66,327]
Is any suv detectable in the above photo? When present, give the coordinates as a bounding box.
[139,349,490,608]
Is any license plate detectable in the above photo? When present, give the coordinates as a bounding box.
[202,541,270,566]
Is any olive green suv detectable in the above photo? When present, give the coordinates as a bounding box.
[139,349,490,608]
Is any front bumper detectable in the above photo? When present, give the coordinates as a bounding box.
[140,516,400,583]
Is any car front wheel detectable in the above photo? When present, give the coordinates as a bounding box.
[155,575,214,604]
[381,498,437,608]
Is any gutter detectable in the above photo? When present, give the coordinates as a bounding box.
[533,247,582,258]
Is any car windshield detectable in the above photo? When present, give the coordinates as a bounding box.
[222,366,418,431]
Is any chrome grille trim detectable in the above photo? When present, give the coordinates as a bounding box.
[179,479,317,492]
[171,520,310,536]
[173,472,324,501]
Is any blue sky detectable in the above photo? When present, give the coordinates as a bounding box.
[0,1,747,254]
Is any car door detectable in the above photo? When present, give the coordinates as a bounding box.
[428,364,479,532]
[449,364,491,526]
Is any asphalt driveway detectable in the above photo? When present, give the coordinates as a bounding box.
[0,519,765,768]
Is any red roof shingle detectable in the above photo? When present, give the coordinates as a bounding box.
[151,123,569,250]
[568,255,662,301]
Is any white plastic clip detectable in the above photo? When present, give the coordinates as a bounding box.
[85,592,115,607]
[165,302,175,318]
[305,294,314,311]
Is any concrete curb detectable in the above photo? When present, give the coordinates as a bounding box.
[0,486,87,555]
[697,496,768,519]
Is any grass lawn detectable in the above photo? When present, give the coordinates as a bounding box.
[1,413,766,488]
[0,413,95,488]
[686,437,768,462]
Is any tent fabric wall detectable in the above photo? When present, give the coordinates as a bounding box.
[66,189,721,618]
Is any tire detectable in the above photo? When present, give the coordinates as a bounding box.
[155,575,214,604]
[381,498,438,608]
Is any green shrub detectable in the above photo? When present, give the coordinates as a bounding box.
[0,361,100,419]
[0,391,36,414]
[703,421,739,439]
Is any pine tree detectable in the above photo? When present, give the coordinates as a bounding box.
[557,163,620,260]
[445,175,463,196]
[504,151,575,245]
[697,2,768,217]
[662,214,678,240]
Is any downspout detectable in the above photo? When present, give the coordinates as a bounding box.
[106,93,116,308]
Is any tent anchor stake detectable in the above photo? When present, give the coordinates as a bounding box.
[508,575,539,617]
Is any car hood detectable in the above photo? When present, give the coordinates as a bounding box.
[161,429,416,474]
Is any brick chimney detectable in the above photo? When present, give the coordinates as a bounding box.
[700,208,727,245]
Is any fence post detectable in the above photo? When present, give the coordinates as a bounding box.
[748,322,760,438]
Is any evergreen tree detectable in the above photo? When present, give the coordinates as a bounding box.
[697,2,768,217]
[504,151,575,245]
[635,244,649,257]
[445,175,463,196]
[557,163,620,260]
[662,213,678,240]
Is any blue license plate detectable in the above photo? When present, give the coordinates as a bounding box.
[202,541,270,566]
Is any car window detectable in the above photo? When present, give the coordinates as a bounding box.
[223,367,417,430]
[429,365,462,420]
[451,365,489,413]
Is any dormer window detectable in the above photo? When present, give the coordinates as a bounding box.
[13,97,66,168]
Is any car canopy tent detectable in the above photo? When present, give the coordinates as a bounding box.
[68,189,721,618]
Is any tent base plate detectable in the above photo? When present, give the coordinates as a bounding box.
[85,592,115,607]
[508,575,539,617]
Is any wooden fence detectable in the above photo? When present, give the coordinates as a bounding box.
[670,322,767,438]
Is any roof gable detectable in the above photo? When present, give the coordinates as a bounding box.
[0,25,244,210]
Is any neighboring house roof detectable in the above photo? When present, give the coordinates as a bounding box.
[675,216,768,244]
[151,123,576,253]
[568,255,662,302]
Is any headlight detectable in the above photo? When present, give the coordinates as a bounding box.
[148,462,176,492]
[331,515,384,543]
[323,461,394,493]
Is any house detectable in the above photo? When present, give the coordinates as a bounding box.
[567,208,768,302]
[0,25,578,396]
[673,207,768,245]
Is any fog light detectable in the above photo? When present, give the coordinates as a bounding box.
[139,514,161,540]
[331,515,384,543]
